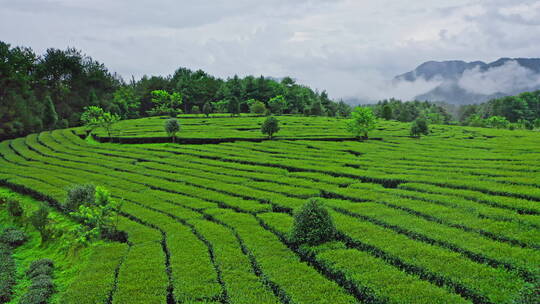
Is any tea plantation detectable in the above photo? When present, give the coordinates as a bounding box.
[0,115,539,304]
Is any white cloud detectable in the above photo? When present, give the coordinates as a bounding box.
[458,60,540,95]
[0,0,539,102]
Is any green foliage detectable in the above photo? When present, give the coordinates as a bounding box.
[337,101,352,118]
[410,118,429,137]
[346,107,377,138]
[290,198,337,246]
[486,116,510,129]
[19,259,55,304]
[0,227,27,247]
[0,42,121,140]
[212,99,229,113]
[381,104,393,120]
[249,100,266,115]
[228,97,240,116]
[310,100,324,116]
[0,243,16,303]
[26,259,54,279]
[202,102,212,117]
[99,112,120,137]
[534,118,540,129]
[42,95,58,130]
[191,105,201,114]
[69,186,121,244]
[374,99,450,123]
[80,106,104,132]
[467,114,486,127]
[513,283,540,304]
[81,106,119,137]
[112,86,140,119]
[64,184,96,212]
[30,206,50,243]
[165,119,180,143]
[268,95,286,115]
[261,116,280,139]
[148,90,183,117]
[7,198,23,217]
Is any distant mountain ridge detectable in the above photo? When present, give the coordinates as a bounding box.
[395,58,540,104]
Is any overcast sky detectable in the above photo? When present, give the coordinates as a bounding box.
[1,0,540,100]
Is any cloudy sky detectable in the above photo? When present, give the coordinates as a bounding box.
[1,0,540,100]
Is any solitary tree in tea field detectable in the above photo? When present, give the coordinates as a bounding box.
[346,107,377,139]
[165,118,180,143]
[261,116,280,139]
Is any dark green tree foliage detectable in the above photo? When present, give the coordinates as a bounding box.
[191,105,201,114]
[165,119,180,143]
[64,184,95,212]
[374,99,451,123]
[0,243,16,303]
[42,95,58,129]
[0,40,353,139]
[202,102,212,117]
[310,100,323,116]
[458,91,540,126]
[30,206,50,243]
[228,97,240,116]
[381,104,393,120]
[410,118,429,138]
[7,199,23,217]
[290,198,337,246]
[337,101,352,118]
[268,95,286,115]
[261,116,280,139]
[111,86,139,119]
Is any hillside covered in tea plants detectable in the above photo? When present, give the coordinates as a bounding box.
[0,115,539,304]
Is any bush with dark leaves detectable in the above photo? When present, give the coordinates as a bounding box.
[19,259,55,304]
[0,243,16,303]
[0,227,27,247]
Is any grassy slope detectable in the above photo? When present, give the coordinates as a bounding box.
[0,188,109,304]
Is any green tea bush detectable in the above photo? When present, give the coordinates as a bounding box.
[7,199,23,217]
[0,243,16,303]
[26,259,54,279]
[0,227,27,247]
[290,198,337,245]
[513,283,540,304]
[64,184,95,212]
[19,259,55,304]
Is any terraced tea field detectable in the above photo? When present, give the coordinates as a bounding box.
[1,116,539,303]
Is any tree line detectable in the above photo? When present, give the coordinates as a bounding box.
[0,41,350,140]
[371,93,540,130]
[457,90,540,129]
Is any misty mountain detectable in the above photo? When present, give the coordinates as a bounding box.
[395,58,540,104]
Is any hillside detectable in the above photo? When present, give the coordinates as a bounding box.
[1,115,539,303]
[395,58,540,104]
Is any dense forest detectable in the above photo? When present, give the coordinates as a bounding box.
[2,41,540,140]
[0,41,349,140]
[372,91,540,129]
